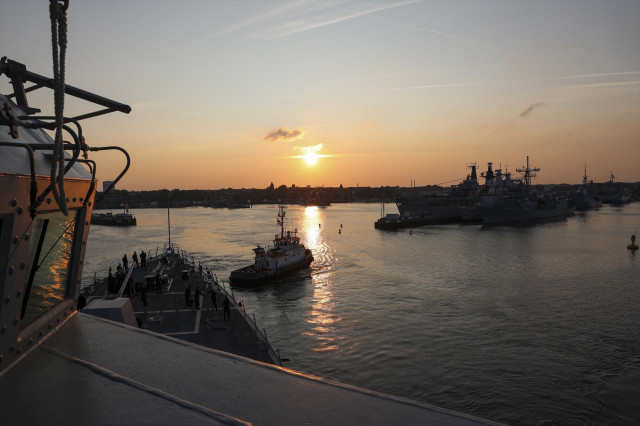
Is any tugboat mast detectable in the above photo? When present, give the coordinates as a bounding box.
[278,206,286,239]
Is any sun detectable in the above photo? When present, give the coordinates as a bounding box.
[303,152,319,166]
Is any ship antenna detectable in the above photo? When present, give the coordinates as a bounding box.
[167,194,172,250]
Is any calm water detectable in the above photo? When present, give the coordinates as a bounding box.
[83,203,640,425]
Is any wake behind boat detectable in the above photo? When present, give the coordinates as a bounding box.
[230,206,313,283]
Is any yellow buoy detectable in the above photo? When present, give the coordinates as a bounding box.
[628,234,638,250]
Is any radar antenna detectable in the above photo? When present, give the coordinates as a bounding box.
[516,155,540,193]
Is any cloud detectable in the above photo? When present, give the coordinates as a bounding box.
[379,17,516,57]
[376,81,485,91]
[257,0,419,39]
[264,127,305,142]
[519,103,546,118]
[295,144,324,155]
[559,80,640,90]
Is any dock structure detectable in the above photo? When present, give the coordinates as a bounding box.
[81,249,280,365]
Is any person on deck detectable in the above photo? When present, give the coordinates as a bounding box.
[209,287,217,312]
[140,250,147,269]
[132,251,139,268]
[222,296,231,321]
[194,286,202,310]
[122,254,128,271]
[185,283,192,307]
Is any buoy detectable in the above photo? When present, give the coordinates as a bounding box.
[628,234,638,250]
[339,229,341,234]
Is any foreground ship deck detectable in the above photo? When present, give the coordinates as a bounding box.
[0,310,497,426]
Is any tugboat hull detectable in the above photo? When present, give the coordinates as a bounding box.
[229,250,313,283]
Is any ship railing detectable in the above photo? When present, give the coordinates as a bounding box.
[173,246,282,365]
[219,279,283,366]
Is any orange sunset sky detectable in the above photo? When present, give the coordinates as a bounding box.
[1,0,639,190]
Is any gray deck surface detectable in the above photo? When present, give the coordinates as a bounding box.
[0,312,497,425]
[85,253,276,364]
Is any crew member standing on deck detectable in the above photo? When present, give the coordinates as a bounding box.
[185,283,192,307]
[132,251,139,268]
[140,250,147,269]
[222,296,231,321]
[194,286,201,310]
[122,254,129,271]
[209,287,217,312]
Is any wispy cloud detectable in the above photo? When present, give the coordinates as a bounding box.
[195,1,308,43]
[195,1,418,43]
[258,0,419,39]
[547,71,640,81]
[294,143,324,155]
[376,82,484,92]
[376,71,640,92]
[278,95,303,100]
[558,80,640,90]
[519,103,546,118]
[379,17,516,57]
[130,101,168,111]
[264,127,305,142]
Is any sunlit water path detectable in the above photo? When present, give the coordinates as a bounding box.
[84,203,640,425]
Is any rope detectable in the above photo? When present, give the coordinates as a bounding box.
[49,0,69,215]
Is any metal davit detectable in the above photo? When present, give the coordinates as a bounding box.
[0,53,131,373]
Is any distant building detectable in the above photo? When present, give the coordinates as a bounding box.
[102,180,114,192]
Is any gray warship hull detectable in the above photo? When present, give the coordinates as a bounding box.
[478,203,574,224]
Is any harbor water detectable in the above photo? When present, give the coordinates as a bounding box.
[83,203,640,425]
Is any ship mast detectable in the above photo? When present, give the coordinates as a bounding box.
[516,155,540,195]
[277,205,286,239]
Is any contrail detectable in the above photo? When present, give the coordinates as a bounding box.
[379,17,516,57]
[259,0,420,39]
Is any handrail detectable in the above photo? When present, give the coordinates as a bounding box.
[89,145,130,202]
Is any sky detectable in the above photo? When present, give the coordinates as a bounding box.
[1,0,639,190]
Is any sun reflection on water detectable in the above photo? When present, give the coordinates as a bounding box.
[301,206,341,353]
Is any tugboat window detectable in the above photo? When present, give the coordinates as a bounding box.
[20,211,77,328]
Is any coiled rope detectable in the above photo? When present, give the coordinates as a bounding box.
[49,0,69,215]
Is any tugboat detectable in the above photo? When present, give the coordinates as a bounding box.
[229,206,313,283]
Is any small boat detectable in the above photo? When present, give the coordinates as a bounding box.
[91,210,137,226]
[229,206,313,283]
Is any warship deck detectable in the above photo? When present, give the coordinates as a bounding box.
[81,251,279,365]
